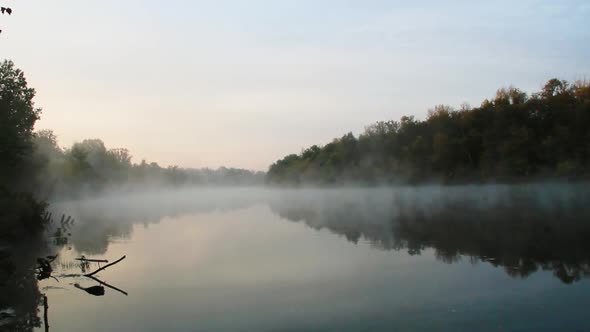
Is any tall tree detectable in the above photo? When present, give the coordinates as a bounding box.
[0,60,41,187]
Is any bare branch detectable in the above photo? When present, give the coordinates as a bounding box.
[75,258,109,263]
[84,255,126,277]
[86,275,129,296]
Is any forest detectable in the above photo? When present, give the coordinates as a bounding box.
[2,56,590,241]
[0,60,263,242]
[31,132,265,199]
[267,79,590,185]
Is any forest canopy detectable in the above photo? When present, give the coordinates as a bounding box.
[32,133,266,199]
[267,79,590,185]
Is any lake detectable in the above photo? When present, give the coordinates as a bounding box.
[2,184,590,331]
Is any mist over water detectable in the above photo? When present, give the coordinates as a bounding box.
[48,183,590,281]
[49,187,271,254]
[1,2,588,331]
[3,183,590,331]
[269,183,590,283]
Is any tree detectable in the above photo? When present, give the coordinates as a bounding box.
[34,129,62,157]
[0,60,41,186]
[541,79,569,98]
[0,60,48,240]
[267,78,590,185]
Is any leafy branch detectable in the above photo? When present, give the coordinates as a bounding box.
[1,5,13,35]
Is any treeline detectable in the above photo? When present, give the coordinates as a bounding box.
[32,132,265,199]
[0,59,263,241]
[267,79,590,184]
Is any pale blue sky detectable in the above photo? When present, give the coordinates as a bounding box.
[1,1,589,170]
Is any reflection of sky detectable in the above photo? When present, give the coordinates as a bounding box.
[3,1,589,170]
[49,187,271,254]
[40,204,590,331]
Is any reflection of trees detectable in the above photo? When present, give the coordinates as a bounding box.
[0,241,44,331]
[269,184,590,284]
[0,241,131,331]
[393,207,590,283]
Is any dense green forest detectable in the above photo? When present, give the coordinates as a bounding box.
[267,79,590,185]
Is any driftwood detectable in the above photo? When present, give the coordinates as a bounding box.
[84,255,126,277]
[74,283,105,296]
[75,258,109,263]
[86,275,129,296]
[46,255,129,297]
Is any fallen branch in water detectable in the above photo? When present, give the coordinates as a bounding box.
[75,258,109,263]
[74,283,104,296]
[86,275,128,296]
[84,255,126,277]
[43,295,49,332]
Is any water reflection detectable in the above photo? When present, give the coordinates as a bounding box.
[50,188,269,254]
[269,184,590,284]
[51,185,590,284]
[0,242,44,331]
[5,185,590,331]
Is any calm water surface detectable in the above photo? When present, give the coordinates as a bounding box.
[3,185,590,331]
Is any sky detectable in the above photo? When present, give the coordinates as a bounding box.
[1,0,589,170]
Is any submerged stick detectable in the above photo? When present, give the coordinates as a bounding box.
[43,295,49,332]
[74,283,105,296]
[84,255,126,277]
[75,258,109,263]
[86,275,129,296]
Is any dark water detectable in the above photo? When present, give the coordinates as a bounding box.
[2,185,590,331]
